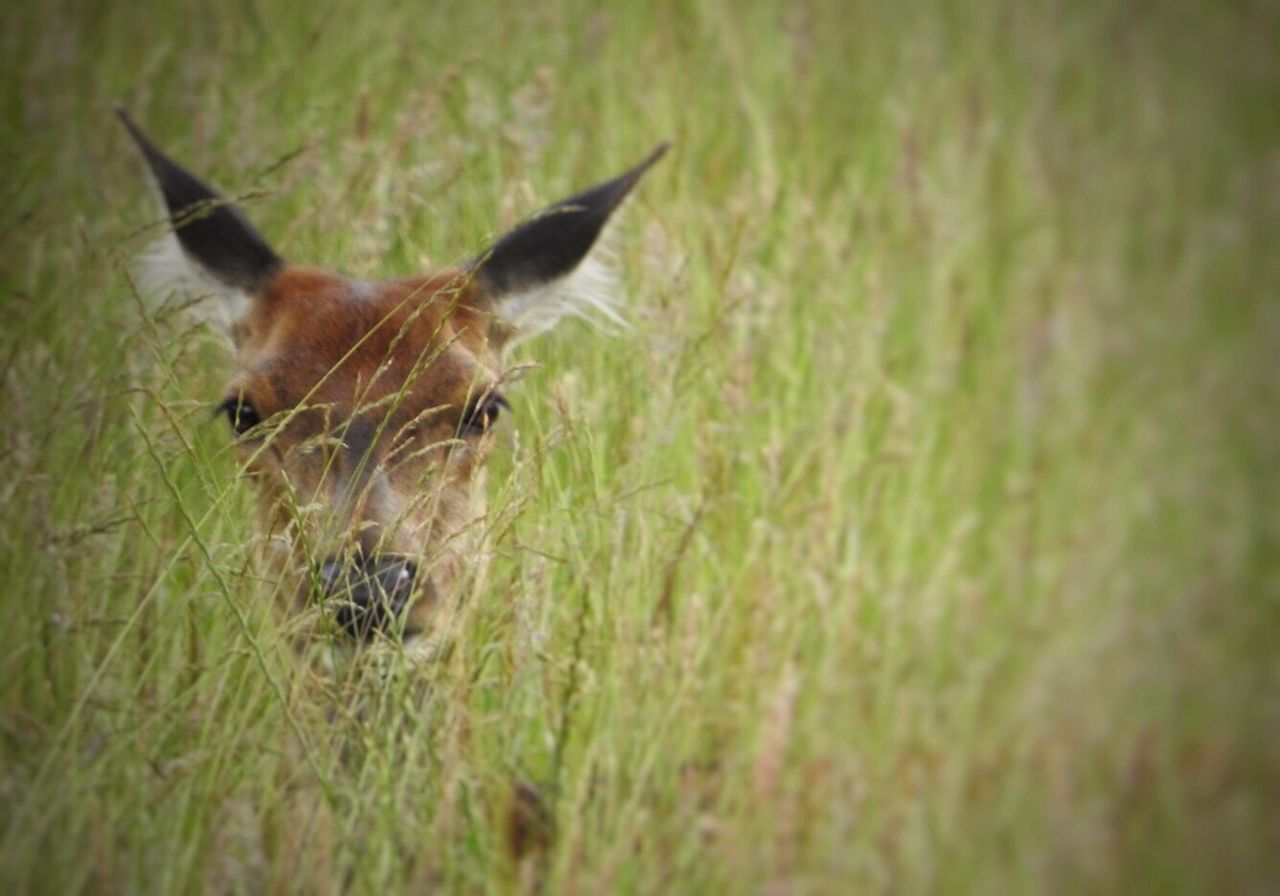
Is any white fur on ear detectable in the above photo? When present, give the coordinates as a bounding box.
[135,230,251,335]
[490,251,628,348]
[120,108,277,335]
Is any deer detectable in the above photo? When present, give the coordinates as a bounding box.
[118,108,666,646]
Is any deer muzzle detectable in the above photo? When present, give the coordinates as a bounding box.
[319,553,426,640]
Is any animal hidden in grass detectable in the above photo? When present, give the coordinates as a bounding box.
[118,108,666,644]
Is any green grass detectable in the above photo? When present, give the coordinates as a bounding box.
[2,0,1278,891]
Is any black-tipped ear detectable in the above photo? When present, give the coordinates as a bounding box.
[116,106,283,294]
[473,143,669,299]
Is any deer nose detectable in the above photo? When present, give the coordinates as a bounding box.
[319,553,419,640]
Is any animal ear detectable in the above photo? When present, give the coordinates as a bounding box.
[117,107,283,322]
[470,143,668,346]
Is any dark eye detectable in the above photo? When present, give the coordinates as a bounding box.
[219,396,261,436]
[460,392,509,437]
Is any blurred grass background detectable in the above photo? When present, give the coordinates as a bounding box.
[2,0,1278,891]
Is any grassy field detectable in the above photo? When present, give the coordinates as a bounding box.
[2,0,1278,891]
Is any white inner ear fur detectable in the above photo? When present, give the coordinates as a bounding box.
[135,231,251,337]
[489,243,629,349]
[132,165,249,339]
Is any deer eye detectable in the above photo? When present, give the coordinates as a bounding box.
[460,392,509,437]
[219,396,262,436]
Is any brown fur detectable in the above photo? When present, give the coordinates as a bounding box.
[230,266,507,636]
[118,108,665,642]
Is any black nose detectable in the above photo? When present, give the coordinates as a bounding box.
[319,553,418,639]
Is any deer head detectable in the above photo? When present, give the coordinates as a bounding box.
[119,109,666,642]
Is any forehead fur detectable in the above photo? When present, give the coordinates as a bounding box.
[235,266,497,413]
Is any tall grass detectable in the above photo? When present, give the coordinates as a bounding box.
[2,0,1277,891]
